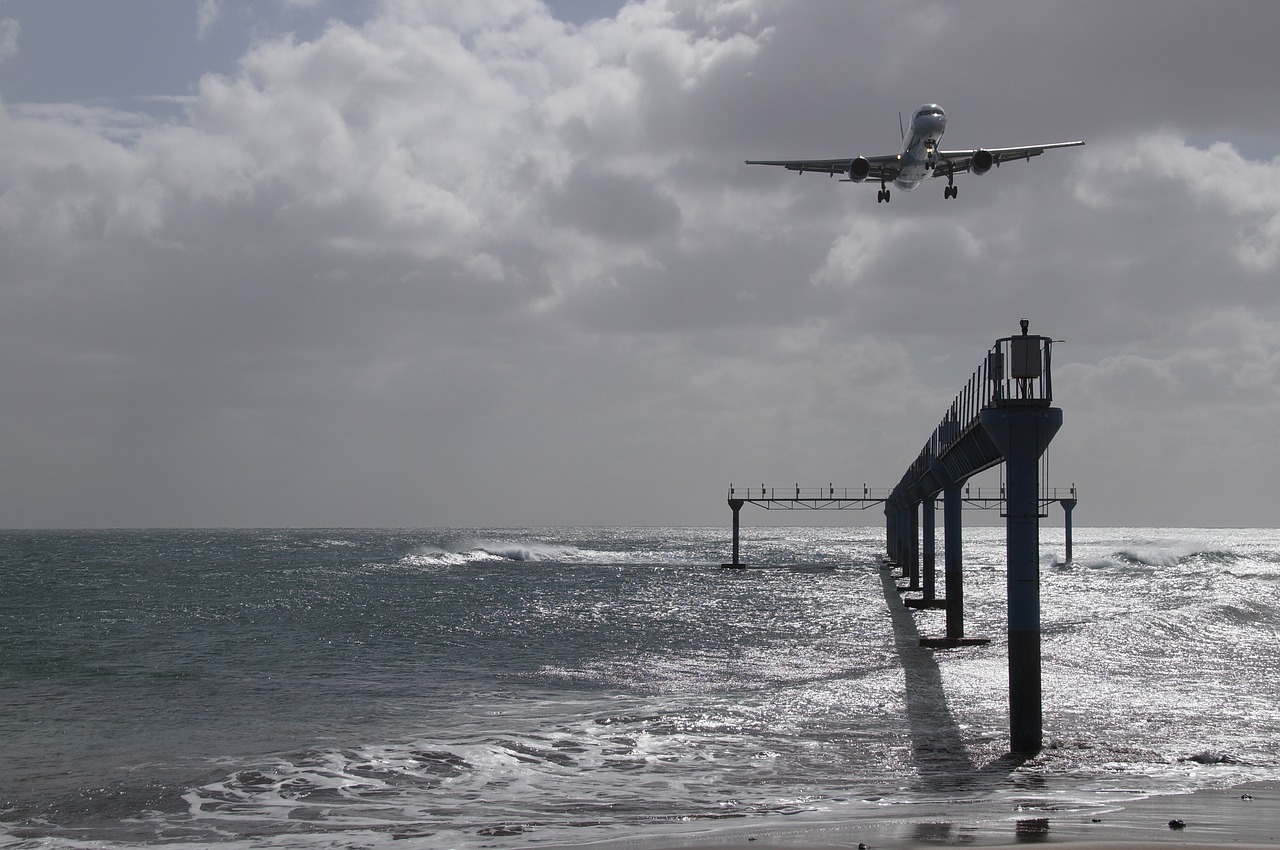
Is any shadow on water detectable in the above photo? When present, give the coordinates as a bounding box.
[877,565,1026,792]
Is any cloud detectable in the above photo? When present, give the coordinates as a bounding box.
[2,0,1280,527]
[197,0,221,41]
[0,0,779,525]
[1075,133,1280,272]
[1054,305,1280,526]
[0,17,18,61]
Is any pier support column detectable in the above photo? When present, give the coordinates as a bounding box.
[724,499,745,569]
[943,483,964,639]
[980,406,1063,755]
[906,502,920,589]
[922,496,936,601]
[896,504,906,570]
[1061,497,1077,564]
[883,505,897,566]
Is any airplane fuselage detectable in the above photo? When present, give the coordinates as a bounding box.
[894,103,947,191]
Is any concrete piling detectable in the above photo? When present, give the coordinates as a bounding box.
[980,395,1063,753]
[1061,495,1077,564]
[944,483,965,639]
[922,495,936,601]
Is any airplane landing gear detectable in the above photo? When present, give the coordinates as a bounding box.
[878,187,891,203]
[944,184,957,199]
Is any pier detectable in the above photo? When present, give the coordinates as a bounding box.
[723,319,1071,755]
[723,486,889,569]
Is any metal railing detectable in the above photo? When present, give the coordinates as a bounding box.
[899,328,1054,489]
[957,485,1076,502]
[728,485,893,501]
[726,484,1074,508]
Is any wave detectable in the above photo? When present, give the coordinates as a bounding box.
[180,720,774,844]
[397,546,506,567]
[1114,546,1198,568]
[1103,546,1241,569]
[471,541,591,562]
[395,539,610,568]
[1179,750,1244,765]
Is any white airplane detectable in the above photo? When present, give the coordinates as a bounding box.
[746,103,1083,203]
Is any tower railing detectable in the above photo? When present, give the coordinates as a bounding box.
[899,328,1052,490]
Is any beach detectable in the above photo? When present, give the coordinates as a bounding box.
[592,782,1280,848]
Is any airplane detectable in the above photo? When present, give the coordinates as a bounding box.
[745,103,1083,202]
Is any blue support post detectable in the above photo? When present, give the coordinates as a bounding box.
[726,499,744,568]
[906,493,947,612]
[906,502,920,589]
[922,495,936,600]
[943,483,964,639]
[884,504,897,567]
[980,406,1063,755]
[895,502,909,572]
[1061,496,1077,564]
[897,504,910,576]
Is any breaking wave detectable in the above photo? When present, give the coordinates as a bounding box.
[397,539,612,568]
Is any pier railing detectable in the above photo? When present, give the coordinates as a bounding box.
[958,485,1077,503]
[899,328,1053,491]
[961,485,1078,517]
[728,485,893,501]
[726,484,1075,511]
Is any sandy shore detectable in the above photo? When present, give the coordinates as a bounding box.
[579,781,1280,849]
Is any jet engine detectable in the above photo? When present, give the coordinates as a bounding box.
[847,157,872,182]
[971,149,994,175]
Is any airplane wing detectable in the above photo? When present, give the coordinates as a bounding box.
[934,140,1084,176]
[744,153,900,180]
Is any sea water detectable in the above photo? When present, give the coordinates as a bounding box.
[2,526,1278,848]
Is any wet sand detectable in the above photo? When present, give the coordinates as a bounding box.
[582,781,1279,849]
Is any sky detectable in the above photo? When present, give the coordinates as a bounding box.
[1,0,1279,529]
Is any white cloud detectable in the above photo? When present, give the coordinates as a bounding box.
[1076,133,1280,272]
[197,0,221,41]
[0,17,19,61]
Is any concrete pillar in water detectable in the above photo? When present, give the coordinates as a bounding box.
[980,406,1063,755]
[906,502,920,588]
[883,504,896,566]
[922,495,936,600]
[890,506,901,568]
[725,499,745,568]
[943,483,964,639]
[1061,496,1077,564]
[888,500,908,570]
[888,506,898,566]
[897,504,909,574]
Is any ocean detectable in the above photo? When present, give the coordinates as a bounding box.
[2,526,1278,849]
